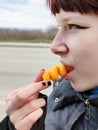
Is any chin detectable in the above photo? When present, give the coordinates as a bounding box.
[70,82,88,92]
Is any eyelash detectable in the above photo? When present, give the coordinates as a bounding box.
[68,24,88,30]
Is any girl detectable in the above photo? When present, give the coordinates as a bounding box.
[1,0,98,129]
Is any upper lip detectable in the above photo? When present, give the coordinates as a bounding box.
[60,60,72,67]
[60,60,74,73]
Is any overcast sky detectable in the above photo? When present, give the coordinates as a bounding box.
[0,0,56,30]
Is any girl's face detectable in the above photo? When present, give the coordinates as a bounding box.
[51,10,98,92]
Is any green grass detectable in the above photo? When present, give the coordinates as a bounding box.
[0,39,52,43]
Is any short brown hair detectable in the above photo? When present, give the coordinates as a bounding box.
[46,0,98,15]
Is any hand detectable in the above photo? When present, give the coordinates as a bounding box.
[6,70,50,130]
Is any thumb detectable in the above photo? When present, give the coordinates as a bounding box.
[34,69,45,82]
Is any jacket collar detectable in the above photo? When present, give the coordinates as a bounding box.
[52,79,98,110]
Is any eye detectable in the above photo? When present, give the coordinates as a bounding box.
[68,24,89,30]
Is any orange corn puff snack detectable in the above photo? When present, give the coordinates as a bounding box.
[50,66,59,81]
[59,64,67,77]
[42,70,51,81]
[42,64,68,82]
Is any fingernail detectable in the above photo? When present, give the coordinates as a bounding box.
[42,81,46,86]
[42,81,51,87]
[47,81,51,86]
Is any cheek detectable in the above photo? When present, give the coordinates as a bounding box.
[69,30,98,91]
[73,31,98,61]
[71,32,98,72]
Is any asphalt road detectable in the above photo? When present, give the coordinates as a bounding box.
[0,42,59,120]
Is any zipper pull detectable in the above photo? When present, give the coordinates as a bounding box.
[84,100,90,120]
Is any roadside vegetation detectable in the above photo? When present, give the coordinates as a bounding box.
[0,27,58,43]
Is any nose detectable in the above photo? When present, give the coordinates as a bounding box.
[50,29,69,55]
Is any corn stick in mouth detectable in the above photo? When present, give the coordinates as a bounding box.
[42,64,68,82]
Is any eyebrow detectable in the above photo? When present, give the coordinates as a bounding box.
[56,12,86,24]
[62,16,85,22]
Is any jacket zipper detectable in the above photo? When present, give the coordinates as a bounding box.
[79,97,91,120]
[84,100,90,120]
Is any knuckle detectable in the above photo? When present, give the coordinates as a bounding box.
[29,108,43,124]
[43,99,46,105]
[14,124,19,130]
[29,116,36,124]
[15,92,25,102]
[39,98,46,106]
[5,104,11,115]
[39,108,43,114]
[28,98,46,110]
[10,115,15,124]
[28,101,36,110]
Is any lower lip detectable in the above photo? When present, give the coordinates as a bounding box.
[64,71,73,80]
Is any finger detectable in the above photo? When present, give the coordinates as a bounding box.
[32,69,45,99]
[10,98,46,123]
[6,94,38,115]
[16,81,50,101]
[34,69,45,82]
[7,70,45,102]
[7,81,51,113]
[6,87,24,102]
[15,108,43,130]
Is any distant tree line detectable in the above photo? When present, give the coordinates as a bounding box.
[0,27,58,43]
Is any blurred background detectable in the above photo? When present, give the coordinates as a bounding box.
[0,0,59,120]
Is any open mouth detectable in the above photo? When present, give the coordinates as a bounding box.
[66,65,74,73]
[58,63,74,78]
[42,63,74,82]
